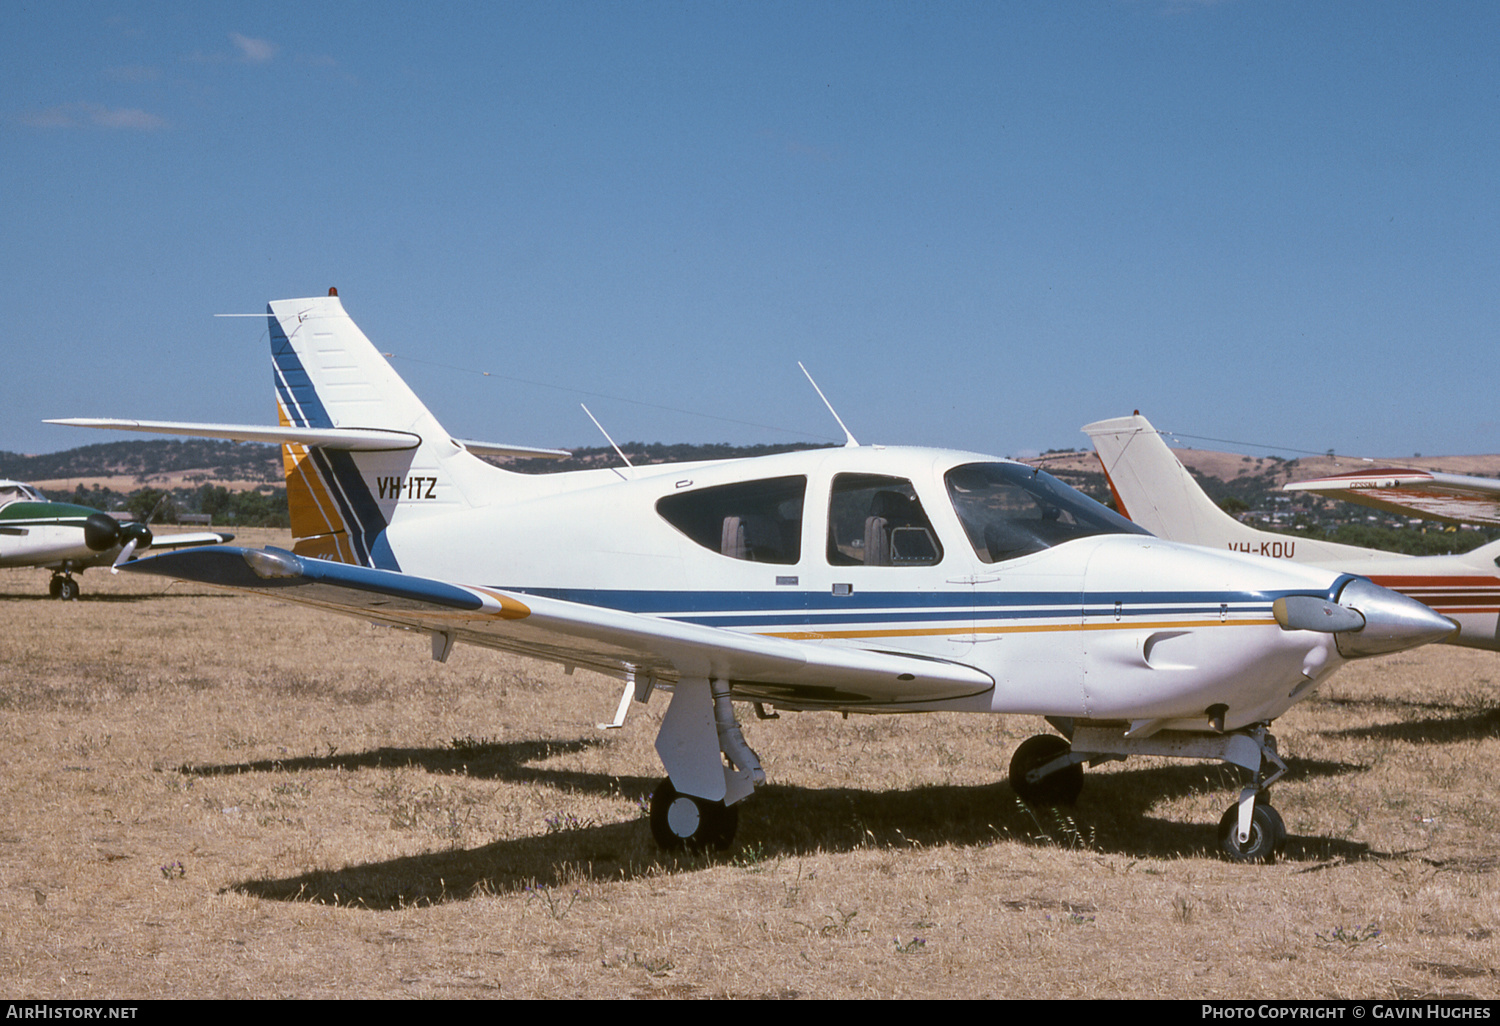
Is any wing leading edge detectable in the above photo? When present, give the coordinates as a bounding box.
[121,546,994,708]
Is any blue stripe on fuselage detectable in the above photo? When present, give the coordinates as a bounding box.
[500,587,1289,629]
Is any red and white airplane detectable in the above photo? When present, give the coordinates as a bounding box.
[49,297,1457,861]
[1285,468,1500,528]
[1085,414,1500,652]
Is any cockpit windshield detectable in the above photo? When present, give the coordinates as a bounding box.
[0,482,44,506]
[945,462,1149,564]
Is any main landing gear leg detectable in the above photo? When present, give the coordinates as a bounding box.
[650,676,764,852]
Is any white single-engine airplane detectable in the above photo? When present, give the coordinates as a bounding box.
[1085,414,1500,651]
[0,479,232,599]
[51,294,1458,862]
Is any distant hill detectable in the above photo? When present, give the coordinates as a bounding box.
[9,435,1497,495]
[1,438,836,492]
[497,441,835,474]
[0,439,281,489]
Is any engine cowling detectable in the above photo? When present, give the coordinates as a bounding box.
[117,521,154,555]
[82,513,121,552]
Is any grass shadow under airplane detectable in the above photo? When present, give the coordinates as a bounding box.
[211,736,1374,910]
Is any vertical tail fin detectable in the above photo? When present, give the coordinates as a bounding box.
[269,293,503,566]
[1082,414,1254,546]
[1085,414,1412,566]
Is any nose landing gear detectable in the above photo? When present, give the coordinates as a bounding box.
[1217,800,1287,864]
[48,573,80,601]
[1008,722,1291,863]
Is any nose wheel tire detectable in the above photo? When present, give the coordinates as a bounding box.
[1217,802,1287,864]
[1009,733,1084,805]
[649,777,738,852]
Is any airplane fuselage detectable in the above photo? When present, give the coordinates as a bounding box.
[0,481,232,597]
[0,500,113,568]
[358,444,1360,731]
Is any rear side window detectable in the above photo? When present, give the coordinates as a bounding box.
[656,476,805,564]
[827,474,943,566]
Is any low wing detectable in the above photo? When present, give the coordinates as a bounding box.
[1285,469,1500,527]
[120,546,994,708]
[145,531,236,551]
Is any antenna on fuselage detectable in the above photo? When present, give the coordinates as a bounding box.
[798,362,859,447]
[580,404,635,480]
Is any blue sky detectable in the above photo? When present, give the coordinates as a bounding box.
[4,2,1497,462]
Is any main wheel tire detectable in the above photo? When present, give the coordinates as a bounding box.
[52,576,79,601]
[649,776,738,852]
[1217,802,1284,864]
[1009,734,1083,805]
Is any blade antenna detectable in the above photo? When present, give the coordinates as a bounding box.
[798,362,859,447]
[581,404,634,480]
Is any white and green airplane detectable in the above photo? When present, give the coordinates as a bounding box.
[0,479,231,599]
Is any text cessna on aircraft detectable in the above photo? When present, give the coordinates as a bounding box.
[0,479,231,599]
[52,292,1457,861]
[1085,414,1500,652]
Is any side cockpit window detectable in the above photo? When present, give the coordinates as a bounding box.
[0,483,41,506]
[827,474,942,566]
[945,462,1149,563]
[656,476,805,564]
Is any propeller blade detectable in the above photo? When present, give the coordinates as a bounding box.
[1274,580,1458,658]
[111,538,139,572]
[143,492,169,526]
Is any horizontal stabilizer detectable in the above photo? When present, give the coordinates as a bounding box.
[47,418,420,451]
[47,419,570,460]
[454,438,571,460]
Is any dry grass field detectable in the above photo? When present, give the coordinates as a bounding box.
[2,533,1498,999]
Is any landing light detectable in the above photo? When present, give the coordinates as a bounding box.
[243,548,302,579]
